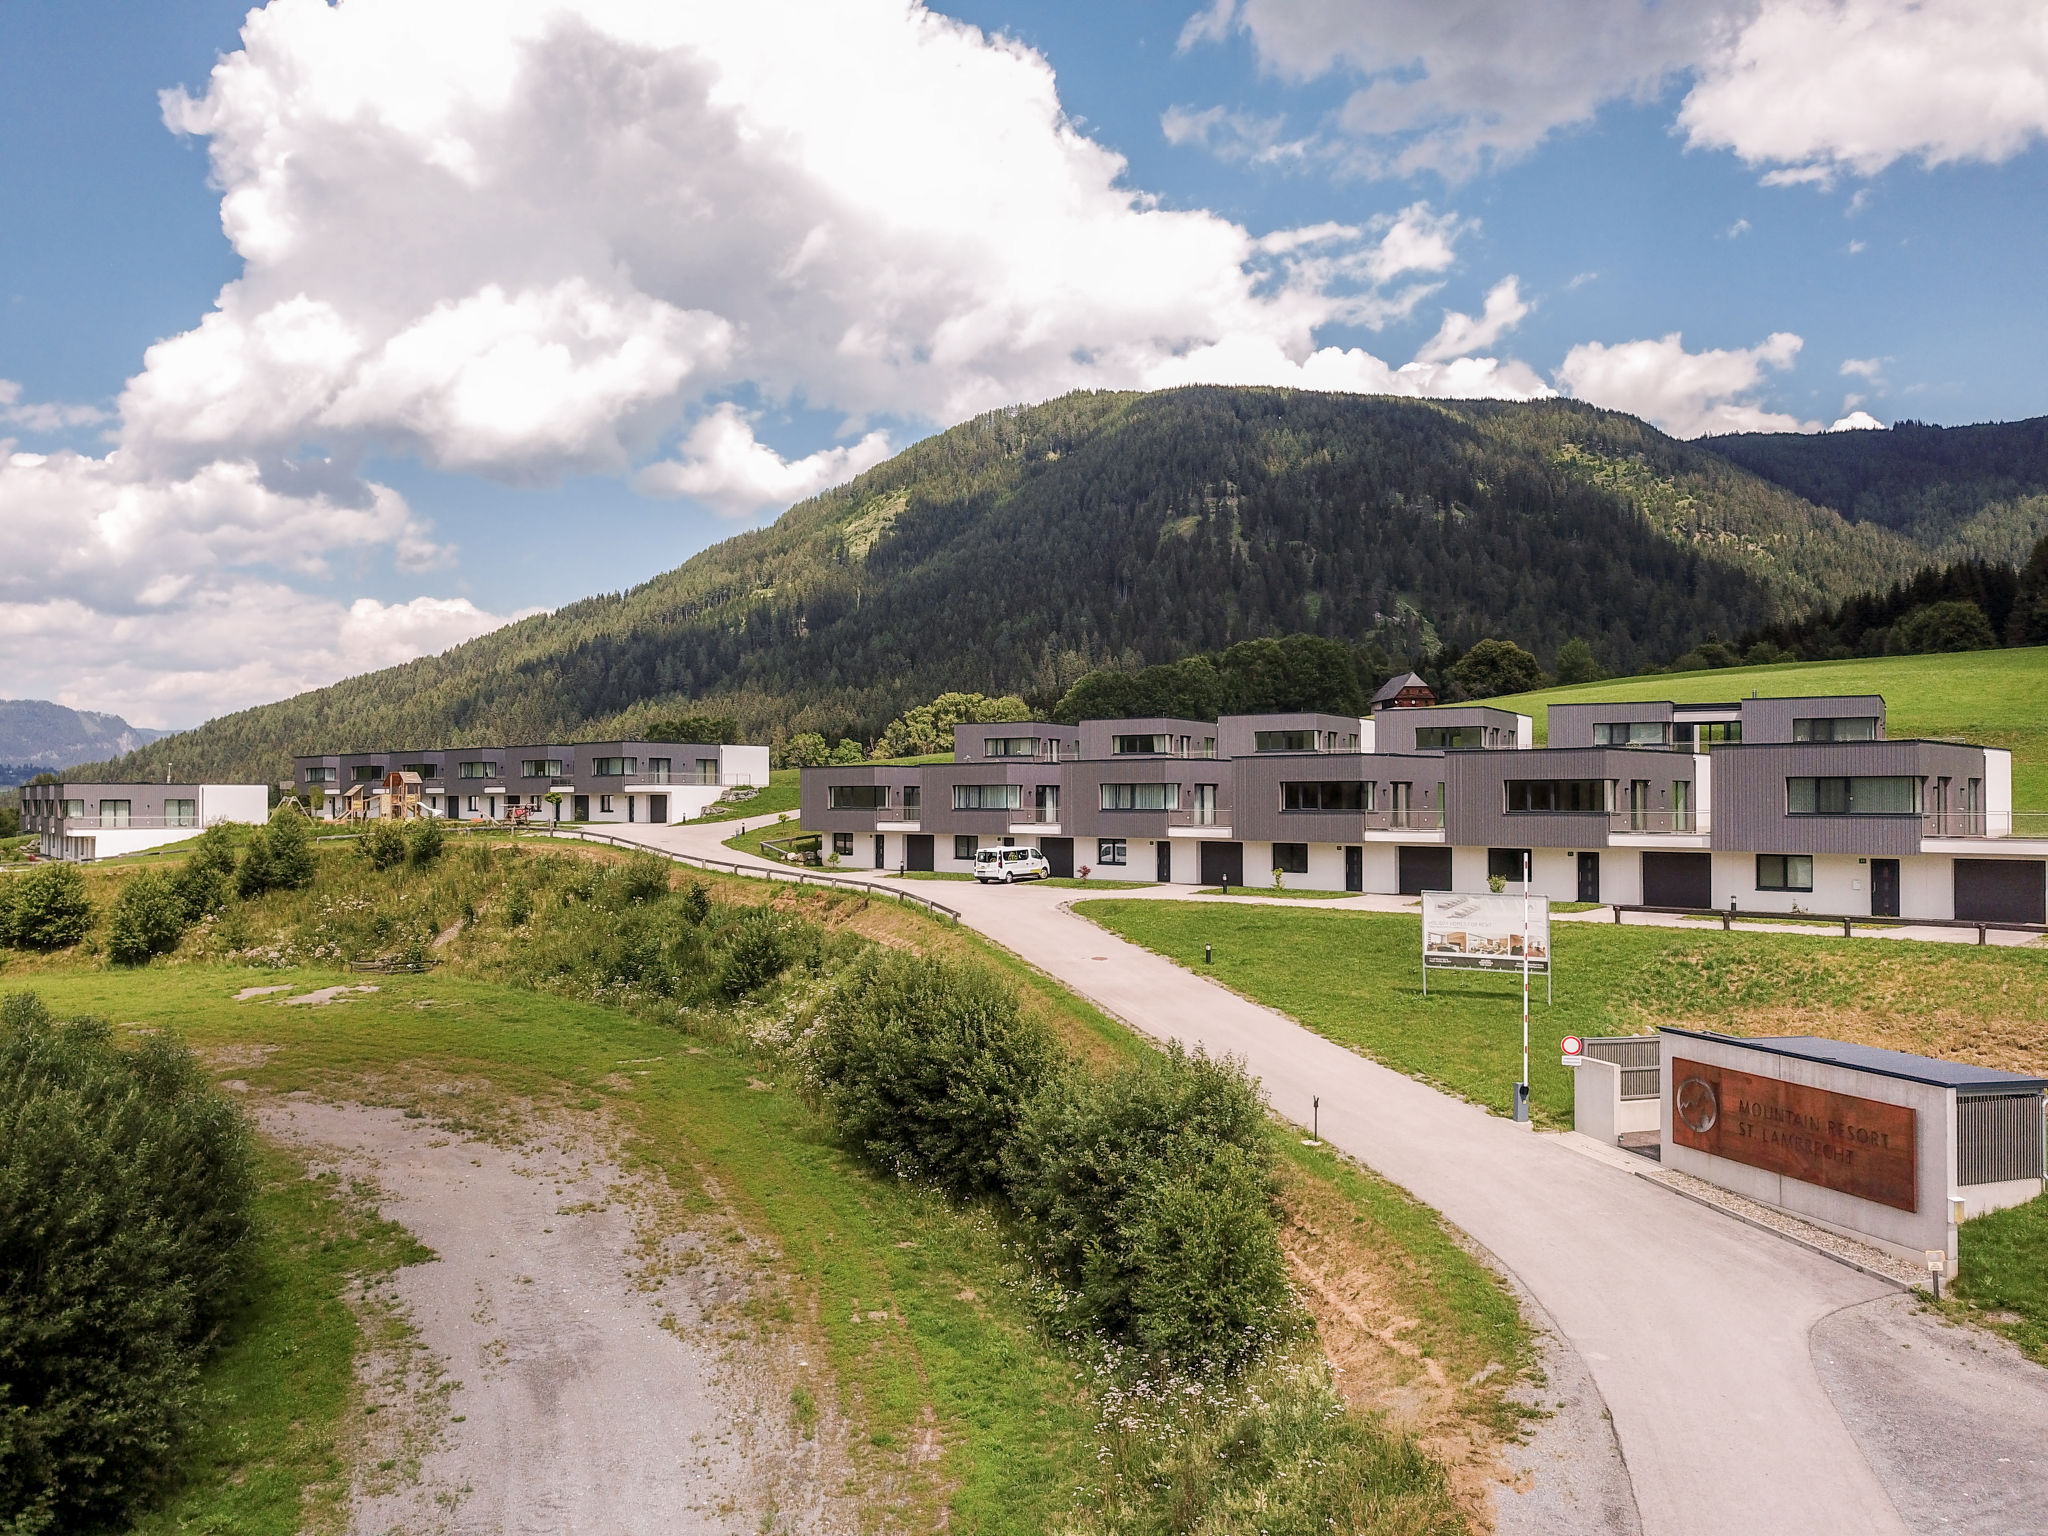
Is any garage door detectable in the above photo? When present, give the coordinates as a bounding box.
[1039,837,1074,878]
[1198,841,1245,887]
[1642,851,1711,909]
[905,834,935,872]
[1398,845,1453,895]
[1954,860,2046,925]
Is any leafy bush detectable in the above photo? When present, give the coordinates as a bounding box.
[1006,1045,1286,1367]
[405,817,445,866]
[618,855,673,906]
[809,951,1059,1196]
[0,992,255,1533]
[106,870,191,965]
[358,821,409,870]
[171,860,233,924]
[1450,637,1543,700]
[237,805,315,897]
[717,908,791,998]
[681,879,711,926]
[184,823,238,880]
[0,864,93,951]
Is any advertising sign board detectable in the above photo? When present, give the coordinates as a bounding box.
[1669,1057,1918,1212]
[1422,891,1550,974]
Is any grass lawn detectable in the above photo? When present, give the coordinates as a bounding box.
[1197,885,1361,899]
[1484,646,2048,805]
[1950,1193,2048,1368]
[721,820,814,864]
[689,766,799,824]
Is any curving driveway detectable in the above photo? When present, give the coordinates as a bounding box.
[603,818,2048,1536]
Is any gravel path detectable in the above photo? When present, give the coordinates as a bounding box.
[259,1097,856,1536]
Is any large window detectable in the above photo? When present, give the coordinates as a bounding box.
[458,761,496,779]
[353,764,384,781]
[1593,721,1670,747]
[1100,783,1179,811]
[99,800,130,828]
[165,799,197,828]
[521,759,564,779]
[302,766,336,784]
[1097,838,1127,866]
[954,835,979,861]
[1786,776,1921,815]
[1488,848,1532,883]
[1414,725,1485,750]
[1793,716,1878,742]
[953,783,1022,811]
[1113,734,1172,755]
[984,737,1039,757]
[1757,854,1814,891]
[1671,721,1741,748]
[1254,730,1317,752]
[1504,779,1610,813]
[593,757,636,776]
[832,832,855,857]
[829,785,890,810]
[1271,842,1309,874]
[1282,781,1373,812]
[401,762,440,778]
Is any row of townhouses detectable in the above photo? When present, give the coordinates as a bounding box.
[293,739,771,825]
[18,782,270,862]
[800,687,2048,924]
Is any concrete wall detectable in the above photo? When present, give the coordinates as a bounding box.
[1573,1057,1662,1144]
[1659,1032,1959,1273]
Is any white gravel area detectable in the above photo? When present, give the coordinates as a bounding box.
[1642,1166,1924,1288]
[258,1097,858,1536]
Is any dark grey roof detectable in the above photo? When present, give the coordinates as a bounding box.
[1664,1028,2047,1092]
[1370,672,1431,705]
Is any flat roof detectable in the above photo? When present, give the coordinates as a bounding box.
[1664,1027,2047,1092]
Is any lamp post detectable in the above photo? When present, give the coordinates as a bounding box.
[1517,850,1531,1124]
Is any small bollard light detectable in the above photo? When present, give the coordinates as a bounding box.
[1926,1249,1947,1300]
[1205,942,1213,965]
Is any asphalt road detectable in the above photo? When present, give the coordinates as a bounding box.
[608,820,2048,1536]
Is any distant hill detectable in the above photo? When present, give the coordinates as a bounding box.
[84,386,1955,786]
[1699,417,2048,564]
[0,699,171,777]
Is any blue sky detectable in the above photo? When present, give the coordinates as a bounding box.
[3,1,2044,726]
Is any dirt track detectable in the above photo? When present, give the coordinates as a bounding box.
[259,1097,856,1536]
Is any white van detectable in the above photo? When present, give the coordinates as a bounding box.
[975,846,1051,883]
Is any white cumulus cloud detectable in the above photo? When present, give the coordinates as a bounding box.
[1555,331,1814,438]
[1183,0,2048,182]
[636,406,894,518]
[1414,278,1531,364]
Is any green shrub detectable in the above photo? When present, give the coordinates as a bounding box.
[617,855,673,906]
[2,864,93,951]
[185,823,238,879]
[681,880,711,926]
[1006,1045,1286,1367]
[106,870,191,965]
[237,806,315,897]
[502,882,533,927]
[809,951,1059,1197]
[171,860,232,924]
[358,821,408,870]
[717,908,791,998]
[405,817,446,866]
[0,992,255,1533]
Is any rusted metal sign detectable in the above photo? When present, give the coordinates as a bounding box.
[1669,1058,1918,1212]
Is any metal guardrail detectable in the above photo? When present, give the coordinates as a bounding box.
[537,828,963,923]
[1611,902,2048,943]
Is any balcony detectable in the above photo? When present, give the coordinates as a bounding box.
[46,815,218,833]
[1606,810,1713,835]
[1363,808,1444,832]
[1921,811,2048,841]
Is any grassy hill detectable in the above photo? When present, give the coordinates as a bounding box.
[1485,646,2048,805]
[84,386,1938,786]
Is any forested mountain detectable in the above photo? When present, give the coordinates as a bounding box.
[0,699,170,774]
[84,387,1951,785]
[1699,416,2048,563]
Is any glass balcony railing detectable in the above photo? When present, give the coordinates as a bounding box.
[1922,811,2048,838]
[1606,810,1712,834]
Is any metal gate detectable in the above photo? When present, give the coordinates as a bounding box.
[1958,1091,2047,1185]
